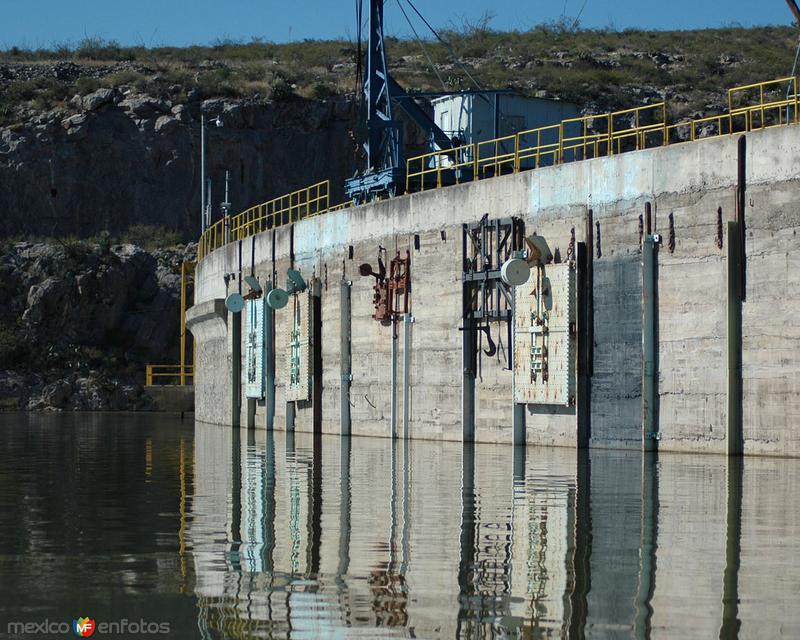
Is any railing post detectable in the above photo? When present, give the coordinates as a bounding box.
[180,262,187,386]
[536,130,541,168]
[146,366,152,386]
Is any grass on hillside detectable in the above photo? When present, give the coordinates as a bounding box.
[0,24,798,123]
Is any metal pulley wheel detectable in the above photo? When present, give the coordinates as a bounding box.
[501,258,531,287]
[225,293,245,313]
[266,288,289,310]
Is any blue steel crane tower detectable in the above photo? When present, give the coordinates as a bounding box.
[345,0,454,204]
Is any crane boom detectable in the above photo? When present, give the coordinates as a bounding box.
[345,0,453,203]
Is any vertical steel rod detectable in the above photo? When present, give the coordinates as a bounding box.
[200,114,205,233]
[511,287,525,447]
[246,398,256,430]
[642,235,658,451]
[462,313,475,443]
[402,314,412,441]
[180,262,187,386]
[462,224,476,443]
[577,241,591,448]
[391,317,398,440]
[231,310,241,428]
[727,221,743,456]
[265,281,275,430]
[340,281,352,436]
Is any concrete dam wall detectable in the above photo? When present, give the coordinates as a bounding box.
[188,125,800,456]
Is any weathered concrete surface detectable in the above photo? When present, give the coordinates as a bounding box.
[142,385,195,412]
[191,124,800,456]
[186,299,229,426]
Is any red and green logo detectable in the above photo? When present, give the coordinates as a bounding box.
[72,617,96,637]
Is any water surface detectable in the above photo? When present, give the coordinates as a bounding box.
[1,413,799,638]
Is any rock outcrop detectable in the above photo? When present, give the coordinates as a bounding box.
[0,85,356,240]
[0,240,195,411]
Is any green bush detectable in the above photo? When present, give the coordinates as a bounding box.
[75,36,132,61]
[75,76,101,95]
[270,76,297,102]
[103,69,143,87]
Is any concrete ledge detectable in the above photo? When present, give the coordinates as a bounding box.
[143,385,195,412]
[186,298,227,341]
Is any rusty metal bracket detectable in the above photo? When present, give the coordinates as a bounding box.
[359,250,411,325]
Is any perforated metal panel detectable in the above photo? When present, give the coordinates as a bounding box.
[514,262,576,406]
[285,290,312,402]
[245,298,265,399]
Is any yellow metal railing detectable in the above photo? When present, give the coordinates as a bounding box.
[477,134,517,178]
[516,123,561,170]
[405,78,798,194]
[146,364,195,386]
[406,142,477,192]
[145,260,195,387]
[609,102,667,153]
[196,77,800,263]
[230,180,329,240]
[729,76,799,131]
[197,180,330,260]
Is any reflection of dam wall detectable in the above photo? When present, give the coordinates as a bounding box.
[188,424,800,636]
[189,427,578,636]
[189,124,800,455]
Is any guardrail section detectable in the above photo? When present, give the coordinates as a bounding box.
[146,365,195,386]
[198,76,800,264]
[198,181,330,260]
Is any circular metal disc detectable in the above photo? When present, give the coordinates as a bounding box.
[266,288,289,310]
[501,258,531,287]
[225,293,245,313]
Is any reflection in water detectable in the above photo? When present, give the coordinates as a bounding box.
[2,414,800,639]
[186,425,800,639]
[721,457,743,639]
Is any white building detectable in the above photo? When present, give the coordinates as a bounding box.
[432,91,581,146]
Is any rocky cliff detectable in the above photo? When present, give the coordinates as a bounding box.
[0,240,194,410]
[0,66,356,240]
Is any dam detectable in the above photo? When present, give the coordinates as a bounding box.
[186,77,800,457]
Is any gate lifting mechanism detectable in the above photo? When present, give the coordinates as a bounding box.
[359,250,411,325]
[512,234,578,407]
[266,269,307,310]
[345,0,454,203]
[462,215,526,367]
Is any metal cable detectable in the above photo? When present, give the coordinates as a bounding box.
[402,0,485,91]
[400,0,517,135]
[397,0,447,90]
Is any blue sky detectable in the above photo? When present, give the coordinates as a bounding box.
[1,0,795,49]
